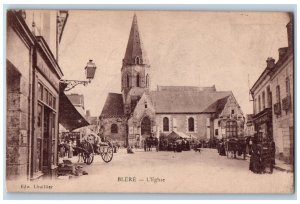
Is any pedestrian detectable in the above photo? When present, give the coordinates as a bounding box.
[68,141,74,158]
[64,140,69,158]
[59,141,65,158]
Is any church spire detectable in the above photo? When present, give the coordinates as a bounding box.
[123,14,149,65]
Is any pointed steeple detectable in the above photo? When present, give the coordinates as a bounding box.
[123,14,149,65]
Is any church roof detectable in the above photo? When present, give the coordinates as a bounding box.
[149,90,231,114]
[100,93,124,117]
[123,14,149,65]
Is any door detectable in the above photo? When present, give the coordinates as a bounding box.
[42,107,53,173]
[141,117,151,137]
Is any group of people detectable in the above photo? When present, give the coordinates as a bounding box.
[173,139,191,152]
[216,134,276,174]
[58,140,76,158]
[249,135,275,174]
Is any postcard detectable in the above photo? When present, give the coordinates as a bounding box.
[6,10,294,193]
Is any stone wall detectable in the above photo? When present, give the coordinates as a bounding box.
[271,55,293,163]
[156,113,212,140]
[6,25,31,180]
[100,116,127,146]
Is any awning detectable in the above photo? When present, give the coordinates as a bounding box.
[59,92,90,131]
[167,131,190,140]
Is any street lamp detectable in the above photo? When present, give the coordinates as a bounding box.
[60,59,97,91]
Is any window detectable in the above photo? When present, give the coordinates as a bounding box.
[267,86,272,107]
[276,85,281,103]
[258,95,261,112]
[135,56,140,64]
[44,88,49,104]
[215,129,219,136]
[37,104,42,127]
[49,93,52,107]
[254,98,257,114]
[38,83,43,101]
[226,120,237,137]
[146,74,149,88]
[163,117,169,132]
[188,117,195,132]
[262,91,266,110]
[136,74,140,87]
[231,109,235,115]
[286,77,290,95]
[52,97,56,109]
[111,124,118,133]
[145,102,147,109]
[127,74,130,88]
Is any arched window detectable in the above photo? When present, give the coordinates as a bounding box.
[146,74,149,88]
[111,124,118,133]
[127,74,130,88]
[135,56,140,64]
[163,117,169,132]
[188,117,194,132]
[136,74,140,87]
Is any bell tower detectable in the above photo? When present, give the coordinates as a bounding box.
[121,14,150,116]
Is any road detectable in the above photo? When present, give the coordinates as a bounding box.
[47,148,293,193]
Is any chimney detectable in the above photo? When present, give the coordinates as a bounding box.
[266,57,275,69]
[286,13,293,49]
[278,47,288,60]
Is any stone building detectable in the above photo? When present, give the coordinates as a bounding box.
[100,14,244,147]
[6,10,67,180]
[6,10,88,180]
[250,14,293,164]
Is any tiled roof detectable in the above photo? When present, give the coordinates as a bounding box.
[100,93,124,117]
[202,95,230,114]
[149,90,231,113]
[157,85,216,92]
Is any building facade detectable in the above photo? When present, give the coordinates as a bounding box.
[6,10,69,180]
[250,15,293,164]
[100,14,244,147]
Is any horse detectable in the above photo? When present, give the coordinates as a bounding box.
[144,136,159,152]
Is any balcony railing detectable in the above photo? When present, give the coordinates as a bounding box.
[274,102,281,115]
[282,95,291,111]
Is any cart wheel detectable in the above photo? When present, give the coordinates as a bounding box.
[101,146,113,163]
[83,153,94,165]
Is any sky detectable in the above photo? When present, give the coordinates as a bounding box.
[59,10,290,117]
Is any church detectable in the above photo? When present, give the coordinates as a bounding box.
[99,14,245,147]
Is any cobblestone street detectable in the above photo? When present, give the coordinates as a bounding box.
[51,148,293,193]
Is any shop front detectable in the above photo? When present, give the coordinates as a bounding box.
[253,108,273,141]
[31,37,63,179]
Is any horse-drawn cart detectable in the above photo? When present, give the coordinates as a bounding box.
[224,137,247,159]
[74,134,114,165]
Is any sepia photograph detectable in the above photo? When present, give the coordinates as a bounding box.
[5,9,294,194]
